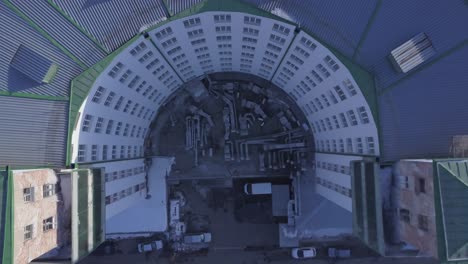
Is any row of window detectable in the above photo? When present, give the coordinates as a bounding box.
[309,107,371,135]
[92,88,160,120]
[315,160,351,175]
[316,177,352,198]
[24,216,56,242]
[105,182,146,205]
[82,114,148,139]
[23,183,57,203]
[104,165,145,183]
[315,137,376,155]
[77,144,144,162]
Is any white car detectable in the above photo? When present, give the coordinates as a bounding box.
[183,232,212,243]
[291,247,317,259]
[137,240,163,253]
[244,182,272,195]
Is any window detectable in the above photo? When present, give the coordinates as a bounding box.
[357,106,370,124]
[328,91,338,104]
[127,145,132,158]
[91,144,98,161]
[218,44,232,49]
[123,100,132,113]
[273,23,290,36]
[161,37,177,49]
[311,70,323,83]
[112,145,117,159]
[129,42,146,56]
[92,86,105,103]
[343,79,357,96]
[43,217,56,232]
[78,144,86,162]
[24,224,33,241]
[417,178,426,193]
[294,46,310,58]
[332,115,340,129]
[243,27,259,36]
[214,14,231,23]
[400,208,411,223]
[183,17,201,28]
[82,114,93,132]
[339,113,349,127]
[346,138,353,153]
[119,70,132,83]
[324,55,340,71]
[108,62,123,78]
[418,214,429,231]
[123,123,130,137]
[366,137,375,154]
[105,120,114,134]
[217,36,232,42]
[242,37,257,44]
[120,146,125,158]
[138,51,153,64]
[146,58,160,70]
[356,138,363,154]
[155,27,173,40]
[339,139,345,152]
[114,96,124,110]
[244,16,261,26]
[216,26,231,33]
[23,187,34,202]
[115,122,122,136]
[42,183,56,198]
[127,75,140,89]
[94,117,104,133]
[102,145,108,160]
[269,34,286,45]
[187,28,204,38]
[104,92,115,107]
[347,110,358,126]
[321,94,330,107]
[300,37,317,51]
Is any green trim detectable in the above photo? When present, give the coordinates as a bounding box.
[2,169,14,264]
[0,91,68,101]
[3,0,87,70]
[379,40,468,95]
[352,0,383,60]
[66,36,141,166]
[45,0,110,54]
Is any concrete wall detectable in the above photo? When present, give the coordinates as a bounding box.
[315,153,363,212]
[12,169,68,264]
[394,160,437,257]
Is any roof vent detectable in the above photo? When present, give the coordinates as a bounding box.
[389,33,435,73]
[10,45,58,84]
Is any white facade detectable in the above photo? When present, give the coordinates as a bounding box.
[90,159,147,220]
[70,10,380,215]
[149,12,296,80]
[71,35,183,164]
[314,153,364,212]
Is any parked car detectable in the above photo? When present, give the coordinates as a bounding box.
[328,247,351,258]
[244,182,272,195]
[183,232,212,243]
[137,240,163,253]
[291,247,317,259]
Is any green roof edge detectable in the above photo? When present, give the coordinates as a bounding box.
[66,35,140,166]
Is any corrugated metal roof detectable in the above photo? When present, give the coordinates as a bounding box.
[379,45,468,162]
[0,96,68,167]
[10,45,54,84]
[242,0,378,58]
[166,0,205,15]
[0,2,82,97]
[9,0,107,67]
[435,160,468,262]
[50,0,168,52]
